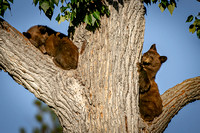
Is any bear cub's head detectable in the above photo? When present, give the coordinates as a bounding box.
[23,25,50,48]
[141,44,167,79]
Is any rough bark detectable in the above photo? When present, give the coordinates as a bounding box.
[0,0,200,133]
[0,18,88,132]
[72,0,145,132]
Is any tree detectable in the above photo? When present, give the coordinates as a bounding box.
[0,0,200,132]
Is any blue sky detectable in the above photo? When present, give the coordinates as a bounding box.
[0,0,200,133]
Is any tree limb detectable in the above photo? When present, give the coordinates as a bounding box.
[0,18,87,132]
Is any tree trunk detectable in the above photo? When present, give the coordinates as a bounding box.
[0,0,200,133]
[72,0,145,132]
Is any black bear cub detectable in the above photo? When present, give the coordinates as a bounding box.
[23,25,79,70]
[138,44,167,121]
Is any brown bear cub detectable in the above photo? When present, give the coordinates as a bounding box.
[138,44,167,121]
[23,25,59,53]
[23,25,79,70]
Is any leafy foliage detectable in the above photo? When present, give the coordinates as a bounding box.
[33,0,60,20]
[143,0,200,39]
[1,0,200,39]
[186,13,200,39]
[0,0,13,17]
[33,0,110,36]
[20,99,62,133]
[143,0,177,15]
[56,0,110,36]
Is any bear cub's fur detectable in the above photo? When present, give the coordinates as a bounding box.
[45,33,79,70]
[23,25,79,70]
[138,44,167,121]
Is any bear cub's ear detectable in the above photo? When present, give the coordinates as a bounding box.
[150,44,157,51]
[23,32,31,39]
[160,56,167,63]
[39,27,47,34]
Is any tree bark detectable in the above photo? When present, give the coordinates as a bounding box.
[0,0,200,133]
[72,0,145,132]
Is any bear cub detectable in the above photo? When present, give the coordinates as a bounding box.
[138,44,167,121]
[23,25,59,53]
[23,25,79,70]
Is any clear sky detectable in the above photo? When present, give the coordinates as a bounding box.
[0,0,200,133]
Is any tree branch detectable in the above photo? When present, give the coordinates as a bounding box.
[0,18,87,132]
[139,76,200,133]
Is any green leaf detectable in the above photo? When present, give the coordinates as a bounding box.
[105,7,110,17]
[65,11,71,21]
[58,15,66,24]
[71,11,75,21]
[35,114,43,123]
[73,8,77,15]
[197,29,200,39]
[96,21,100,27]
[61,0,65,4]
[71,0,77,4]
[76,1,80,8]
[84,15,90,25]
[0,6,5,16]
[160,0,168,7]
[101,5,105,13]
[19,128,26,133]
[194,19,200,26]
[167,3,175,15]
[33,128,40,133]
[90,14,96,26]
[69,21,73,27]
[186,15,194,22]
[60,6,67,12]
[45,7,54,20]
[158,3,165,12]
[66,2,72,9]
[40,1,50,13]
[2,0,11,10]
[33,0,39,6]
[189,24,196,34]
[93,10,100,20]
[54,0,59,6]
[198,12,200,17]
[85,14,96,26]
[34,100,42,107]
[56,13,60,22]
[42,124,48,131]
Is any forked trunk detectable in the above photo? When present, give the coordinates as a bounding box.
[1,0,200,133]
[72,0,145,132]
